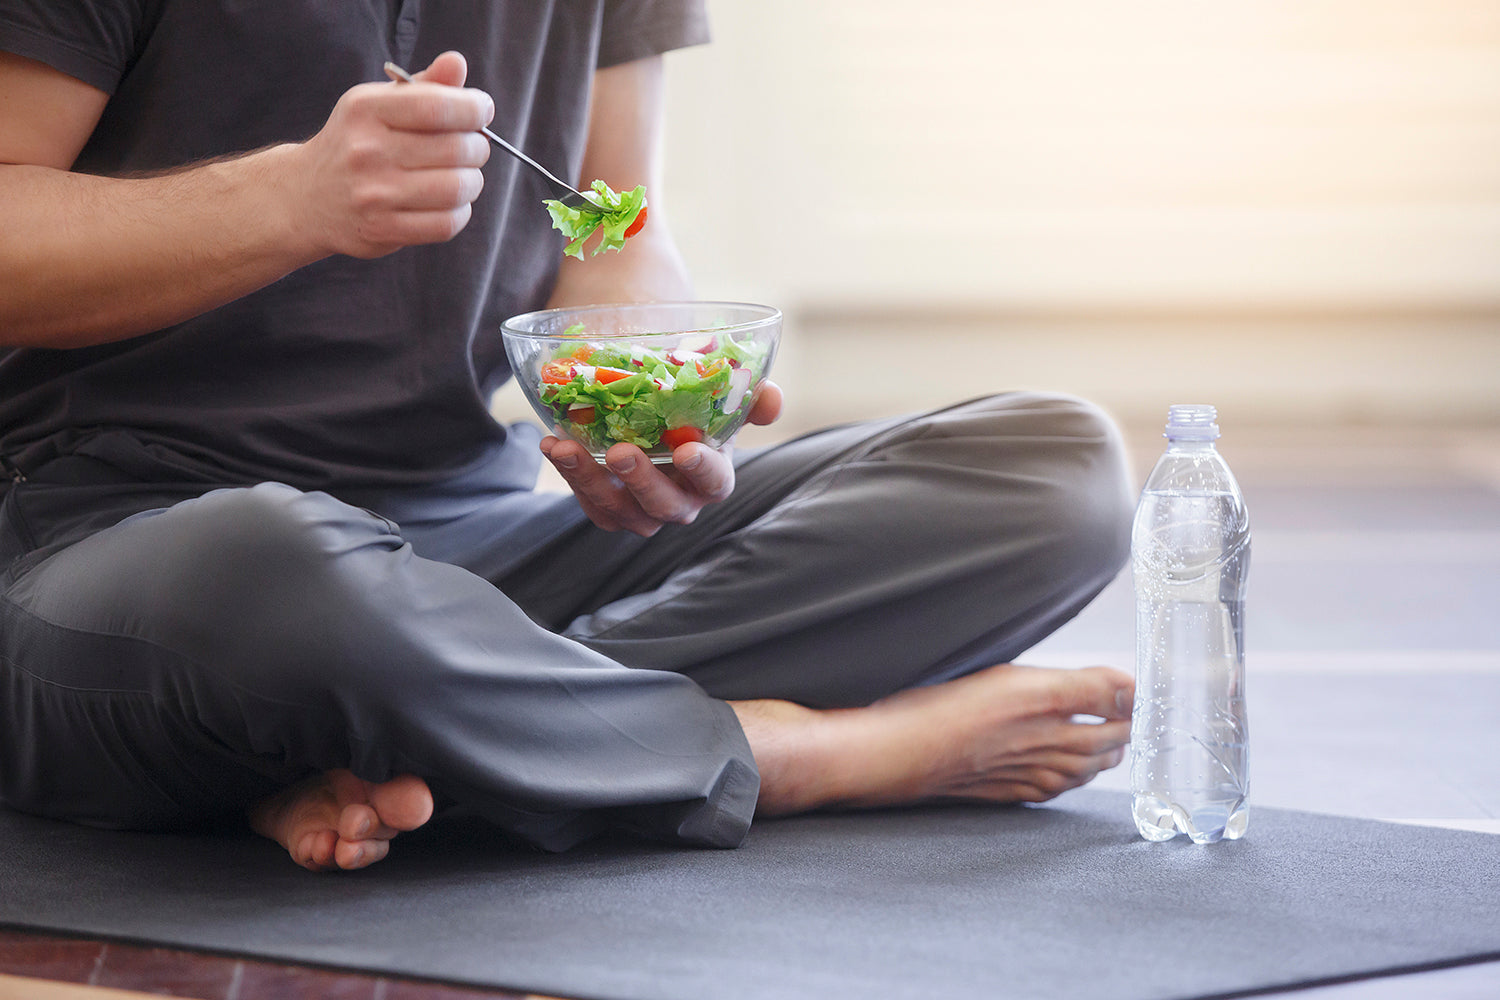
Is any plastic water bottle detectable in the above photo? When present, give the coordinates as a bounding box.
[1130,404,1250,844]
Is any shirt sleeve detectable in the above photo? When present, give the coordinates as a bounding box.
[597,0,709,68]
[0,0,145,93]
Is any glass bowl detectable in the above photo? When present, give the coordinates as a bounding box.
[501,301,781,464]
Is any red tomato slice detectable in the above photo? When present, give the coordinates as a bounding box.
[624,206,648,240]
[566,405,596,424]
[661,426,705,450]
[541,360,578,385]
[594,367,633,384]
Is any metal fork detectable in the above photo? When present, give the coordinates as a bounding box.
[382,62,603,215]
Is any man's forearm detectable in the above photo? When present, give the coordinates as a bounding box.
[0,51,493,351]
[0,150,320,349]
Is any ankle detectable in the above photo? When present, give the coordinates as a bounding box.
[730,699,828,815]
[730,696,931,815]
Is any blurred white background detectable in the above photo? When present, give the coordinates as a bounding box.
[649,0,1500,438]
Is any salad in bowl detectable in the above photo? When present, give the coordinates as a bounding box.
[501,302,781,463]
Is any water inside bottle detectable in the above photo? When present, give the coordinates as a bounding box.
[1131,488,1250,844]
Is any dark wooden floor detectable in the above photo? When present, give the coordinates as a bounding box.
[0,928,540,999]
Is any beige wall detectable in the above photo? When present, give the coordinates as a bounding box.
[654,1,1500,426]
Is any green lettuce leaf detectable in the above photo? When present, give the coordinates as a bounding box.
[658,387,713,430]
[544,180,648,260]
[604,400,663,448]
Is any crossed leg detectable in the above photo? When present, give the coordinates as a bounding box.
[249,660,1131,869]
[244,394,1137,869]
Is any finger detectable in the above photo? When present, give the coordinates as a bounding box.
[378,84,494,133]
[412,50,468,88]
[606,444,703,527]
[380,166,485,212]
[365,204,474,248]
[542,436,621,507]
[541,437,651,535]
[386,128,490,170]
[672,443,735,503]
[746,381,783,426]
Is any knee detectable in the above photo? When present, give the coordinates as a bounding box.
[144,484,403,671]
[1024,394,1135,586]
[947,392,1134,584]
[176,483,395,574]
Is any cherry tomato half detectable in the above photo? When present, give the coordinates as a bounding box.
[624,206,648,240]
[541,360,579,385]
[661,426,705,450]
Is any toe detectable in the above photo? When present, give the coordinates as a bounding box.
[1046,666,1133,720]
[297,828,339,871]
[335,837,389,871]
[368,774,434,831]
[337,802,383,842]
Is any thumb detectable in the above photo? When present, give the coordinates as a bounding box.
[413,50,467,88]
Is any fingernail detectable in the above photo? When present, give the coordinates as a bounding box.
[1115,689,1133,715]
[679,452,703,472]
[611,455,637,474]
[554,453,577,470]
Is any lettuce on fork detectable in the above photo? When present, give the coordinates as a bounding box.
[544,180,648,259]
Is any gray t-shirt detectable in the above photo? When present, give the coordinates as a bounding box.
[0,0,707,492]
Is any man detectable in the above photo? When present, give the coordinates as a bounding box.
[0,1,1136,872]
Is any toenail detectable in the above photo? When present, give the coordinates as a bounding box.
[355,817,371,838]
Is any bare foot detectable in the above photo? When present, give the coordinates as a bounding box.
[731,663,1133,816]
[247,769,434,872]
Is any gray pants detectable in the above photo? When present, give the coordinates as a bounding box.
[0,393,1133,851]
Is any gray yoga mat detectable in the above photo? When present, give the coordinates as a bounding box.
[2,788,1497,1000]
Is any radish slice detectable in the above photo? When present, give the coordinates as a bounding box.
[721,366,752,413]
[667,348,706,366]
